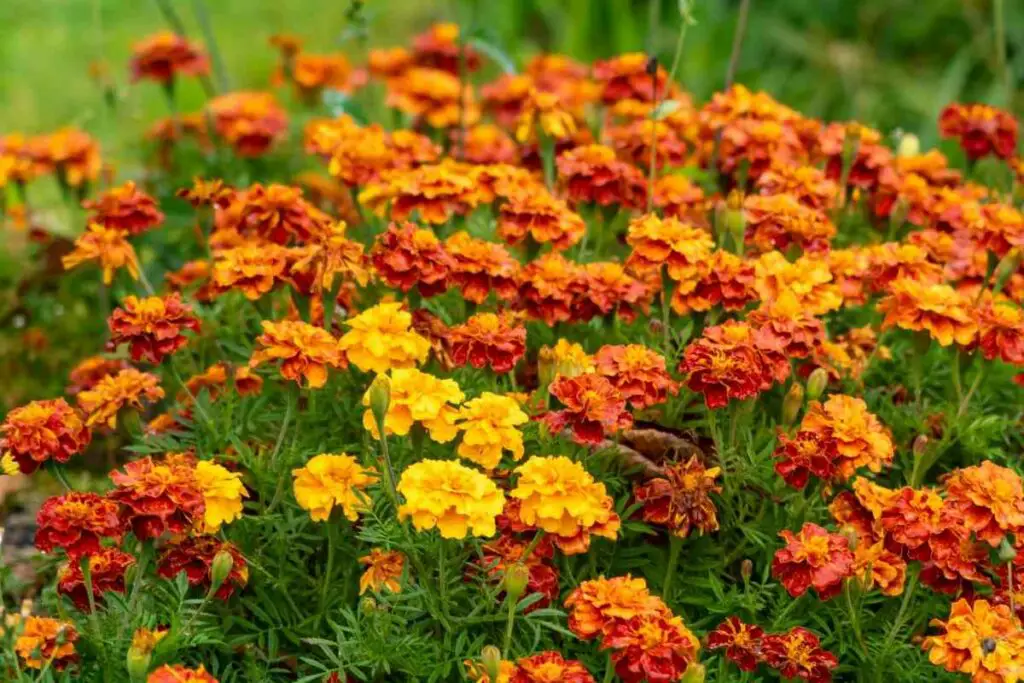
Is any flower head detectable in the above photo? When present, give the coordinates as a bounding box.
[27,127,102,187]
[800,395,894,481]
[510,651,595,683]
[359,548,405,594]
[77,368,164,428]
[57,547,135,610]
[109,454,204,540]
[939,103,1019,161]
[602,611,701,683]
[371,222,453,296]
[444,231,521,304]
[743,194,835,253]
[130,30,209,83]
[760,627,838,683]
[878,278,977,347]
[575,262,652,323]
[148,665,219,683]
[518,253,585,326]
[671,250,757,315]
[108,294,200,364]
[1,398,90,473]
[158,535,248,599]
[15,617,78,670]
[211,242,289,300]
[194,460,247,533]
[83,181,164,234]
[594,344,677,410]
[557,144,646,208]
[543,373,633,445]
[62,223,140,285]
[594,52,673,103]
[339,302,431,373]
[943,461,1024,547]
[564,575,665,640]
[679,321,775,409]
[455,393,529,470]
[771,523,855,600]
[634,457,721,537]
[447,312,526,374]
[35,492,122,559]
[292,453,376,522]
[923,598,1024,682]
[362,368,463,442]
[498,189,586,251]
[625,213,714,282]
[707,617,765,672]
[207,91,288,157]
[397,459,506,538]
[386,67,478,129]
[249,319,345,388]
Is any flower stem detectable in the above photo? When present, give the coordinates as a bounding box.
[502,592,517,655]
[662,534,683,598]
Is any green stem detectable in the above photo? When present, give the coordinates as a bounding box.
[540,135,555,189]
[662,534,683,598]
[843,581,868,657]
[994,0,1011,105]
[320,522,336,615]
[602,654,616,683]
[191,0,229,92]
[660,268,673,356]
[502,592,517,655]
[956,361,986,419]
[883,568,918,650]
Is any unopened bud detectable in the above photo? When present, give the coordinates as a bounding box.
[806,368,829,401]
[740,559,753,582]
[503,563,530,602]
[126,647,152,682]
[896,133,920,158]
[993,248,1022,294]
[680,662,706,683]
[537,348,555,388]
[840,526,860,551]
[781,383,804,426]
[998,536,1018,563]
[210,550,234,595]
[481,645,503,681]
[359,596,377,615]
[912,434,929,459]
[368,374,392,428]
[723,190,746,252]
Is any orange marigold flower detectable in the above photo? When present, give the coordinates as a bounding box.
[923,599,1024,681]
[447,312,526,374]
[371,222,453,297]
[285,53,359,103]
[707,617,765,673]
[801,395,894,481]
[773,429,838,490]
[671,250,757,314]
[482,72,535,128]
[510,651,595,683]
[358,548,405,594]
[62,223,140,285]
[564,575,665,640]
[27,127,102,188]
[716,118,806,182]
[0,133,40,185]
[165,259,211,292]
[625,213,714,281]
[217,183,331,245]
[412,22,481,74]
[249,319,345,388]
[148,664,219,683]
[743,193,835,253]
[498,189,586,251]
[754,251,842,316]
[158,535,248,600]
[760,627,838,683]
[652,174,709,224]
[975,295,1024,364]
[943,461,1024,547]
[82,181,164,235]
[518,252,585,326]
[211,241,289,300]
[602,611,701,683]
[107,294,200,364]
[594,344,677,410]
[544,373,632,445]
[880,486,951,556]
[557,144,646,209]
[77,368,164,429]
[771,522,854,600]
[853,540,907,597]
[515,89,578,143]
[15,616,78,670]
[368,46,412,80]
[1,398,90,474]
[459,123,519,165]
[360,162,477,224]
[129,30,209,84]
[593,52,672,103]
[444,231,520,304]
[67,356,128,395]
[939,103,1019,161]
[747,291,826,359]
[678,321,775,409]
[108,454,203,539]
[756,163,838,211]
[207,91,288,157]
[35,492,122,559]
[864,243,944,293]
[607,119,689,170]
[386,67,479,129]
[819,122,896,192]
[57,547,135,611]
[634,456,721,537]
[878,278,978,347]
[575,262,652,323]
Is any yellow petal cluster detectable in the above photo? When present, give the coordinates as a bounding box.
[397,459,506,539]
[338,302,431,373]
[455,393,529,470]
[292,453,377,522]
[362,368,464,442]
[194,460,248,533]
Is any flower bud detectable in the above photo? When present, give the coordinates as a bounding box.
[368,374,392,429]
[210,549,234,595]
[912,434,929,459]
[740,559,753,582]
[896,133,920,158]
[126,647,152,682]
[723,190,746,252]
[998,536,1018,564]
[806,368,829,401]
[840,525,860,551]
[993,248,1021,294]
[781,383,804,426]
[681,662,706,683]
[480,645,503,681]
[359,596,377,615]
[503,563,530,603]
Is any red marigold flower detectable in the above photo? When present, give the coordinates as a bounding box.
[625,213,714,281]
[107,294,200,364]
[743,194,835,254]
[447,312,526,374]
[1,398,91,473]
[543,373,633,445]
[879,486,948,556]
[219,183,332,246]
[707,616,765,672]
[633,456,721,537]
[772,523,854,600]
[66,355,129,395]
[518,252,585,326]
[575,263,653,323]
[82,181,164,235]
[207,91,288,157]
[939,103,1019,161]
[747,291,826,360]
[943,461,1024,547]
[77,368,164,429]
[975,295,1024,364]
[593,52,673,103]
[819,122,896,192]
[15,616,78,671]
[371,222,453,297]
[108,454,203,540]
[671,250,757,315]
[148,664,219,683]
[864,243,944,293]
[510,651,595,683]
[57,547,135,610]
[129,30,209,84]
[412,22,481,74]
[498,189,586,251]
[773,429,838,490]
[607,119,689,170]
[444,231,520,304]
[602,611,701,683]
[678,321,775,409]
[760,627,838,683]
[557,144,646,209]
[249,319,346,389]
[564,575,665,640]
[594,344,677,410]
[158,535,248,600]
[211,241,289,300]
[35,492,123,559]
[716,118,806,183]
[480,534,559,614]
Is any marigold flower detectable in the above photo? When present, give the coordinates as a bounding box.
[386,67,479,129]
[454,393,529,470]
[35,492,122,559]
[760,627,838,683]
[878,278,978,347]
[292,453,376,522]
[249,319,345,388]
[652,174,709,223]
[671,250,757,315]
[564,575,665,640]
[510,651,595,683]
[339,302,431,373]
[27,127,102,188]
[557,144,646,208]
[625,213,714,281]
[148,664,219,683]
[368,45,412,79]
[544,373,632,445]
[207,91,288,157]
[864,243,944,293]
[360,161,478,224]
[511,455,620,554]
[939,103,1019,161]
[608,119,689,170]
[800,395,893,481]
[193,460,246,533]
[819,122,895,192]
[107,294,200,364]
[593,52,672,103]
[82,181,164,234]
[1,398,90,474]
[923,598,1024,682]
[109,454,203,540]
[594,344,677,410]
[515,89,578,143]
[773,429,838,489]
[397,459,505,538]
[130,30,208,84]
[634,456,721,537]
[478,533,559,612]
[756,163,838,211]
[285,53,359,102]
[371,222,453,296]
[211,241,289,300]
[498,189,586,251]
[852,540,907,597]
[715,118,806,182]
[538,339,595,384]
[753,251,842,316]
[359,548,405,594]
[62,223,140,285]
[575,262,653,323]
[57,547,135,610]
[459,123,519,165]
[158,535,248,600]
[77,368,164,429]
[66,356,129,395]
[943,461,1024,547]
[707,617,765,672]
[130,627,168,657]
[602,611,701,683]
[15,616,78,670]
[743,194,835,253]
[467,658,517,683]
[518,252,585,326]
[444,232,521,304]
[772,522,855,600]
[412,22,481,74]
[362,367,464,442]
[679,321,775,409]
[975,295,1024,364]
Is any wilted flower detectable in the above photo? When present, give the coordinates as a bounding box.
[158,535,248,599]
[62,223,140,285]
[35,492,122,559]
[397,459,506,538]
[77,368,164,428]
[771,523,855,600]
[108,294,200,364]
[15,616,78,670]
[109,454,203,540]
[57,547,135,610]
[544,373,633,445]
[447,312,526,374]
[292,453,376,522]
[249,319,345,388]
[358,548,405,594]
[634,457,721,537]
[1,398,90,473]
[339,302,431,373]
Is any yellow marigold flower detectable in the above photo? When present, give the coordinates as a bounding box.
[130,626,168,656]
[361,368,464,442]
[455,393,529,470]
[511,455,620,554]
[1,453,19,476]
[339,302,431,374]
[193,460,247,533]
[358,548,405,594]
[397,459,505,538]
[15,616,78,670]
[515,89,577,143]
[292,453,377,522]
[77,368,164,429]
[538,339,594,386]
[62,223,140,285]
